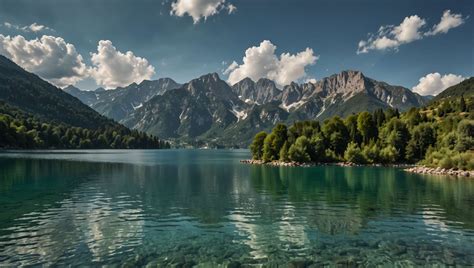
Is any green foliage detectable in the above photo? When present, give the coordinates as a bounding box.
[322,116,349,155]
[422,148,474,170]
[406,123,436,162]
[0,102,169,149]
[0,56,117,129]
[344,114,362,145]
[384,108,400,120]
[373,108,386,128]
[262,133,277,162]
[308,134,326,162]
[460,96,467,112]
[380,145,398,164]
[272,124,288,156]
[288,136,311,162]
[455,120,474,152]
[431,77,474,103]
[249,94,474,169]
[361,141,380,164]
[379,118,409,161]
[279,141,290,162]
[250,131,267,160]
[344,142,366,164]
[357,112,377,144]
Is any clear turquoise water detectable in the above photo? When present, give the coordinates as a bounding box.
[0,149,473,266]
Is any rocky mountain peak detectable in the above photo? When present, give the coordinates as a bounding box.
[198,72,221,83]
[281,82,303,107]
[321,70,368,95]
[137,78,180,94]
[239,77,255,85]
[63,85,81,93]
[256,78,277,88]
[185,72,237,101]
[232,77,281,104]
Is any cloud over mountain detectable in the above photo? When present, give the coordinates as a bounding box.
[0,34,156,88]
[170,0,236,24]
[0,34,88,87]
[90,40,155,89]
[412,72,465,96]
[357,10,466,54]
[225,40,318,87]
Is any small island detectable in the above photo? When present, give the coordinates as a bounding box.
[244,81,473,177]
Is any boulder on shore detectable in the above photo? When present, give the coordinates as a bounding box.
[404,166,473,178]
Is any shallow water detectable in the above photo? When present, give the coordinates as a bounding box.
[0,149,473,266]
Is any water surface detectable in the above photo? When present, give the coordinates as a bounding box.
[0,149,473,266]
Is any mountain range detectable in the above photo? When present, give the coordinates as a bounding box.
[64,78,181,122]
[67,70,430,147]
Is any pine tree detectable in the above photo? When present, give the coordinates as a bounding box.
[460,96,467,112]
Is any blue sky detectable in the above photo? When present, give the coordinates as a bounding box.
[0,0,472,94]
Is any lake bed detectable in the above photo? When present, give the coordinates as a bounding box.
[0,149,473,266]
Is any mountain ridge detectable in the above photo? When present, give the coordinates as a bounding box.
[61,68,432,147]
[65,77,181,122]
[120,70,430,147]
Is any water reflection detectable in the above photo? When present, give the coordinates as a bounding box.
[0,151,473,266]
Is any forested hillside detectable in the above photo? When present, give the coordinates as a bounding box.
[0,55,116,129]
[0,55,169,149]
[431,77,474,102]
[0,101,169,149]
[250,83,474,170]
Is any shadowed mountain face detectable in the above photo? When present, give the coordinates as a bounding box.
[62,68,430,147]
[122,73,248,142]
[0,56,117,129]
[65,78,181,122]
[231,78,281,105]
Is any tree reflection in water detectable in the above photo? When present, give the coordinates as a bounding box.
[0,155,473,266]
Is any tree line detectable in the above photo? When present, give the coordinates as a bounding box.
[250,96,473,170]
[0,101,170,149]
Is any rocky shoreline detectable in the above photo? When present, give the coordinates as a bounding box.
[240,159,412,168]
[404,166,473,177]
[240,160,473,177]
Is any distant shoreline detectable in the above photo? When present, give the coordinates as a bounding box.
[240,160,473,177]
[240,159,413,168]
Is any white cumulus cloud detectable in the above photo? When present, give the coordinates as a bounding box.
[425,10,467,36]
[90,40,155,89]
[170,0,235,23]
[226,40,318,87]
[358,10,466,54]
[412,72,465,96]
[0,34,88,87]
[357,15,426,54]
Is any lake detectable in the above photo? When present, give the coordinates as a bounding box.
[0,149,473,266]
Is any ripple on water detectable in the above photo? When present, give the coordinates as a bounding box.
[0,151,474,266]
